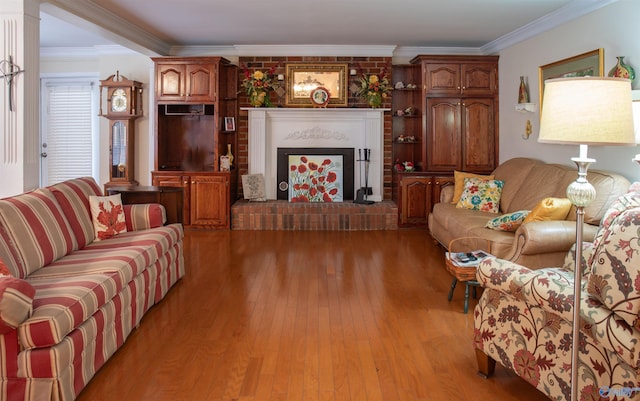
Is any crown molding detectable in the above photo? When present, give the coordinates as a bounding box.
[233,45,397,57]
[482,0,619,54]
[41,1,171,56]
[40,44,138,59]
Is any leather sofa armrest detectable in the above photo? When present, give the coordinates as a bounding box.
[504,220,598,261]
[439,184,454,204]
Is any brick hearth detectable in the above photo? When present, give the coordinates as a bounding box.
[231,200,398,230]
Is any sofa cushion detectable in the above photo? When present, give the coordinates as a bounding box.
[49,177,103,249]
[451,171,494,204]
[523,197,572,223]
[89,194,127,241]
[0,189,78,278]
[0,224,24,278]
[19,224,183,349]
[485,210,529,232]
[456,178,503,213]
[492,158,539,213]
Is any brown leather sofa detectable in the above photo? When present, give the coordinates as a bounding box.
[428,158,630,269]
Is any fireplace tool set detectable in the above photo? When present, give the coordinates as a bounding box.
[354,148,374,205]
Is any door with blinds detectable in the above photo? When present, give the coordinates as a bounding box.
[40,76,99,186]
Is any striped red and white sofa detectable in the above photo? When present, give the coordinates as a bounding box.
[0,177,184,401]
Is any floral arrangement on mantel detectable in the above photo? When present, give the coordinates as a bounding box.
[356,68,391,108]
[241,65,279,107]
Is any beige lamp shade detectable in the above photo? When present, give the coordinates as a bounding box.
[538,77,635,146]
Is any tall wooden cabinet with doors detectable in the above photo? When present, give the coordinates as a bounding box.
[392,56,499,226]
[151,57,238,229]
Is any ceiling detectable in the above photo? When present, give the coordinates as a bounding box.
[39,0,607,56]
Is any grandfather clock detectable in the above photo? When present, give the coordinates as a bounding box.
[99,71,143,189]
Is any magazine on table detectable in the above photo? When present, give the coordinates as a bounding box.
[446,250,491,267]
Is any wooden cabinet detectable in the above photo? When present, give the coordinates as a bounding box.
[425,97,495,172]
[152,57,238,229]
[394,175,454,226]
[391,56,498,226]
[424,61,497,96]
[151,171,231,228]
[412,55,499,175]
[155,60,218,103]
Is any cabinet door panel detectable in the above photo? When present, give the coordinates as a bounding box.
[190,175,228,227]
[186,64,216,102]
[426,98,461,171]
[401,177,431,225]
[425,64,460,95]
[462,98,495,172]
[156,64,186,101]
[461,63,497,95]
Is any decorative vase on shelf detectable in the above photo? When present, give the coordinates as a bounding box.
[518,76,530,103]
[608,56,636,81]
[226,144,234,167]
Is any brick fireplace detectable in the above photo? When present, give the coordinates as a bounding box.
[231,55,396,230]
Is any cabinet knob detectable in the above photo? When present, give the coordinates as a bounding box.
[192,181,195,184]
[183,181,188,185]
[457,86,461,90]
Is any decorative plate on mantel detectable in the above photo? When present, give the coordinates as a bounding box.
[310,87,330,108]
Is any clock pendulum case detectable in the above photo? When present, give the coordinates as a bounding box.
[99,71,143,190]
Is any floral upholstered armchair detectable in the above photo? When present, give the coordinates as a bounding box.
[473,189,640,400]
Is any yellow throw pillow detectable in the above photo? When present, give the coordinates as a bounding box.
[451,171,495,204]
[523,197,572,223]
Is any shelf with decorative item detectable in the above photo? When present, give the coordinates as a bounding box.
[394,135,420,144]
[515,103,537,113]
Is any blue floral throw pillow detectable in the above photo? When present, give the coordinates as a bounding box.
[456,178,504,213]
[485,210,530,231]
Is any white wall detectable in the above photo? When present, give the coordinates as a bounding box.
[41,53,154,186]
[499,0,640,182]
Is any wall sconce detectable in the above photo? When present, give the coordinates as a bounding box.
[523,119,532,140]
[277,74,284,81]
[350,69,357,76]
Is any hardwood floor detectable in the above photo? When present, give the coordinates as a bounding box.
[76,230,547,401]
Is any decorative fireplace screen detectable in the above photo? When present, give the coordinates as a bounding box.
[277,148,354,202]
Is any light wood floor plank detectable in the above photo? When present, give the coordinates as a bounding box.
[75,230,547,401]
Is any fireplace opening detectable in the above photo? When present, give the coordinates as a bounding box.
[277,148,354,202]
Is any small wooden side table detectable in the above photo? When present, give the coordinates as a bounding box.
[445,237,491,314]
[106,186,183,225]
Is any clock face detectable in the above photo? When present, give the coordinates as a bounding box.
[111,88,128,113]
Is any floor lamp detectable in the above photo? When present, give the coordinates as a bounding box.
[538,77,636,401]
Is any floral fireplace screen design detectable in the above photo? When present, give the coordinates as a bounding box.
[288,155,343,202]
[277,148,354,202]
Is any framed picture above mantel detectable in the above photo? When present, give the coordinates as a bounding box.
[285,63,348,107]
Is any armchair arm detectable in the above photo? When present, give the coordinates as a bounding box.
[476,257,576,323]
[0,277,35,334]
[123,204,167,231]
[503,220,598,260]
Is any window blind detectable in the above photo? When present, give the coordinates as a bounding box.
[43,81,95,185]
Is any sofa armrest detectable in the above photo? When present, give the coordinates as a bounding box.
[0,277,35,334]
[123,204,167,231]
[439,184,454,204]
[505,220,598,260]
